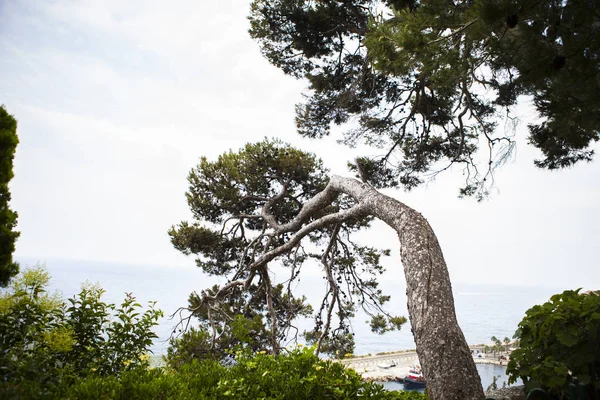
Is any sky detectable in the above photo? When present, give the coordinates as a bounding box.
[1,0,599,290]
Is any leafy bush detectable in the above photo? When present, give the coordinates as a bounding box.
[65,346,427,399]
[65,282,111,375]
[0,267,424,399]
[0,267,72,397]
[0,265,162,398]
[165,314,271,369]
[165,326,217,369]
[58,368,188,400]
[507,289,600,399]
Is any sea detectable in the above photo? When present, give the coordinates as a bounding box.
[15,257,564,390]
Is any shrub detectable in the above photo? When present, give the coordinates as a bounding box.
[0,265,162,398]
[507,289,600,399]
[165,314,268,369]
[100,292,162,375]
[164,326,216,369]
[65,346,427,399]
[59,368,189,400]
[0,267,71,397]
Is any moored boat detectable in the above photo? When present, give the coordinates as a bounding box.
[377,361,397,369]
[403,365,426,388]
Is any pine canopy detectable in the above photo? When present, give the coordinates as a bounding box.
[249,0,600,199]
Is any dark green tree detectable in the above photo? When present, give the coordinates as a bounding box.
[249,0,599,199]
[0,105,19,287]
[169,140,406,359]
[170,139,477,400]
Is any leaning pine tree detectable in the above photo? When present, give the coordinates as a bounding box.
[170,139,484,400]
[243,0,599,397]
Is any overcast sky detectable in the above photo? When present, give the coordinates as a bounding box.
[2,0,598,289]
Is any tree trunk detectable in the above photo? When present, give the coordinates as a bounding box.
[330,175,484,400]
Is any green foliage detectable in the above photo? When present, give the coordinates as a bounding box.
[102,293,162,374]
[0,267,70,397]
[64,347,427,399]
[304,330,356,359]
[0,266,162,398]
[165,314,271,369]
[180,138,328,227]
[369,314,408,334]
[60,368,187,400]
[172,282,312,360]
[170,139,406,358]
[0,105,20,286]
[249,0,600,198]
[507,290,600,398]
[169,139,330,278]
[165,326,217,369]
[65,282,111,375]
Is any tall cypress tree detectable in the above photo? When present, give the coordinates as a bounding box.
[0,105,20,287]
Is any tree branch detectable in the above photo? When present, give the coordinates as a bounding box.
[316,224,341,355]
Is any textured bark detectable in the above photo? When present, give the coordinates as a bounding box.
[329,175,484,400]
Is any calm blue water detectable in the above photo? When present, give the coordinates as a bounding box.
[16,257,561,358]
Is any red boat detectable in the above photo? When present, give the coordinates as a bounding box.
[403,365,426,388]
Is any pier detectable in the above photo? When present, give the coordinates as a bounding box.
[338,345,498,381]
